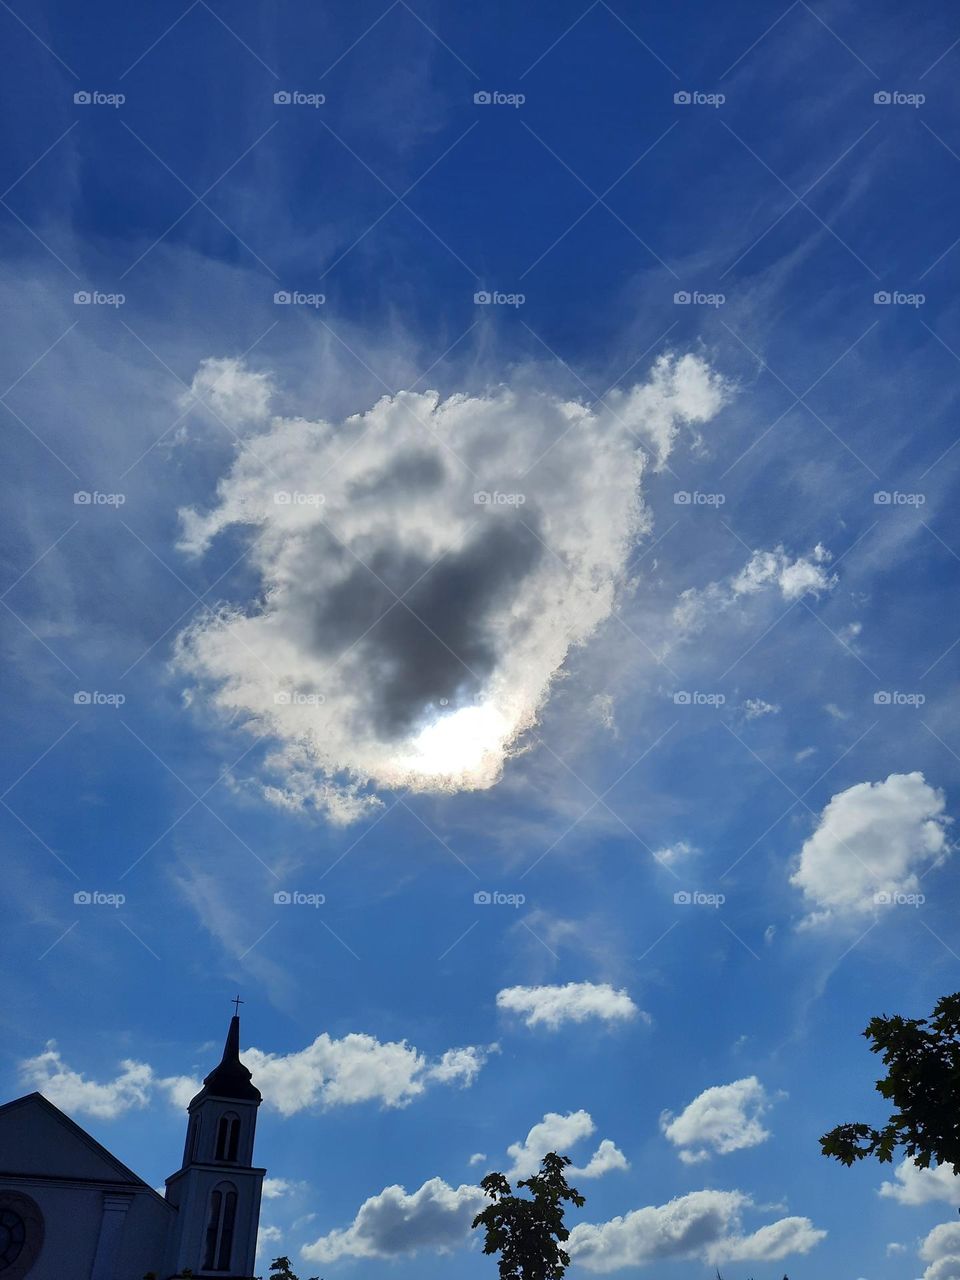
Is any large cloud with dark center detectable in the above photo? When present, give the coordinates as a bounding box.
[174,354,729,821]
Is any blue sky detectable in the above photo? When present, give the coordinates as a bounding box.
[2,0,960,1276]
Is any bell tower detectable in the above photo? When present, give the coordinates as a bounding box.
[164,1003,265,1277]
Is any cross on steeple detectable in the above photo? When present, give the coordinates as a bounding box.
[231,994,244,1016]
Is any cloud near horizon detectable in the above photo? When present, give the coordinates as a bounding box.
[174,353,730,822]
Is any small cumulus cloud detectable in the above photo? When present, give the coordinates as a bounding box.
[790,772,951,925]
[660,1076,777,1163]
[496,981,641,1029]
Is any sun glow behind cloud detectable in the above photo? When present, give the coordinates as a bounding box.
[175,354,731,821]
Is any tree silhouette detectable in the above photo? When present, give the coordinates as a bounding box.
[472,1152,585,1280]
[820,990,960,1182]
[265,1259,319,1280]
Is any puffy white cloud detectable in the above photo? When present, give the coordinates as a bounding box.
[19,1044,198,1120]
[174,354,729,822]
[506,1110,628,1180]
[568,1189,824,1272]
[182,355,274,426]
[652,840,697,866]
[790,772,951,924]
[880,1158,960,1205]
[920,1221,960,1280]
[262,1177,295,1199]
[660,1077,775,1163]
[674,543,835,633]
[243,1032,490,1115]
[496,982,641,1029]
[302,1177,486,1263]
[468,1152,487,1166]
[21,1031,488,1120]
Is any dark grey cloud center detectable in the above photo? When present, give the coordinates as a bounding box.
[303,515,545,738]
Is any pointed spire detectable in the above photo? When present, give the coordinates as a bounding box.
[189,1010,261,1107]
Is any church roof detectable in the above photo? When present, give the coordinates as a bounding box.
[190,1014,261,1106]
[0,1092,173,1208]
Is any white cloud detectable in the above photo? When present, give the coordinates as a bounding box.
[243,1032,490,1115]
[920,1221,960,1280]
[790,772,951,924]
[468,1152,487,1167]
[660,1077,775,1163]
[506,1110,628,1180]
[182,355,274,426]
[21,1030,488,1120]
[302,1177,486,1263]
[174,354,729,822]
[568,1189,824,1272]
[653,840,697,866]
[262,1177,296,1199]
[742,698,780,719]
[19,1043,197,1121]
[880,1158,960,1206]
[674,543,836,634]
[496,982,641,1029]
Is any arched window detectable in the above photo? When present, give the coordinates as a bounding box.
[214,1112,240,1162]
[202,1181,238,1271]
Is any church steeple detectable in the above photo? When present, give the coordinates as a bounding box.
[164,1003,266,1277]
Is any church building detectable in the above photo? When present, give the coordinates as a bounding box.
[0,1011,266,1279]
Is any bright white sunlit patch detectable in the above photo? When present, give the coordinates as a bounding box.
[396,703,513,787]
